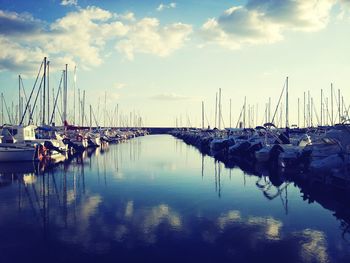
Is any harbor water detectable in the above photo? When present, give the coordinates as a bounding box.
[0,135,349,263]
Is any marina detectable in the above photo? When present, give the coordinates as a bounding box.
[1,1,350,262]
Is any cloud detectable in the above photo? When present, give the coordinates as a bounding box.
[61,0,78,6]
[201,0,337,49]
[46,6,129,68]
[113,82,127,89]
[157,2,176,12]
[0,6,191,73]
[150,93,192,101]
[116,18,192,60]
[117,12,136,22]
[0,37,45,73]
[0,10,44,36]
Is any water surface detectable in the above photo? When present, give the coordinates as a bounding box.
[0,135,349,263]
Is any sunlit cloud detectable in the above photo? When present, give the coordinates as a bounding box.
[157,2,177,12]
[150,92,192,101]
[61,0,78,6]
[0,6,192,73]
[116,18,192,60]
[200,0,337,49]
[117,11,136,22]
[113,82,127,90]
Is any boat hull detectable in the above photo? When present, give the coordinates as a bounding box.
[0,147,36,162]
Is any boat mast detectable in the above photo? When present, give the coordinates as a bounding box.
[74,65,76,125]
[298,97,300,127]
[116,104,119,127]
[285,76,289,128]
[78,88,81,126]
[268,97,271,122]
[202,101,204,129]
[243,96,246,128]
[42,57,47,125]
[218,88,222,129]
[82,90,85,126]
[18,75,21,125]
[331,83,333,125]
[320,89,323,126]
[47,61,50,125]
[90,104,92,129]
[1,93,3,125]
[229,98,232,128]
[308,90,311,127]
[338,89,341,123]
[303,92,306,128]
[214,92,217,128]
[104,91,107,127]
[63,64,68,125]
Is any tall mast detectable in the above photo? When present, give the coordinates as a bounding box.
[229,98,232,128]
[243,96,246,128]
[320,89,323,126]
[73,65,76,125]
[215,92,217,128]
[18,75,21,125]
[303,92,306,128]
[218,88,221,129]
[298,97,300,127]
[285,76,289,128]
[201,101,204,129]
[42,57,47,125]
[308,90,311,127]
[104,91,107,127]
[338,89,341,123]
[268,97,271,122]
[90,104,92,129]
[331,83,333,125]
[311,97,314,127]
[78,88,81,126]
[47,61,50,124]
[82,90,85,126]
[63,64,68,124]
[1,93,3,125]
[116,104,119,127]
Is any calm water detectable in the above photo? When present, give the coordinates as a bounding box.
[0,135,350,263]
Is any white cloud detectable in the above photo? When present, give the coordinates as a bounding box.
[116,18,192,60]
[113,82,126,89]
[61,0,78,6]
[0,36,45,73]
[117,12,136,22]
[247,0,335,31]
[157,2,177,12]
[0,6,191,73]
[201,0,337,49]
[150,93,191,101]
[47,6,129,68]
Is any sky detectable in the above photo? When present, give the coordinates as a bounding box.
[0,0,350,127]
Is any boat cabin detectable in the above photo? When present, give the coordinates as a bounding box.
[0,125,37,143]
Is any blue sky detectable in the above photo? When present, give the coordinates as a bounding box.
[0,0,350,127]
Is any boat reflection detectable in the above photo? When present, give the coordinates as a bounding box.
[0,136,349,262]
